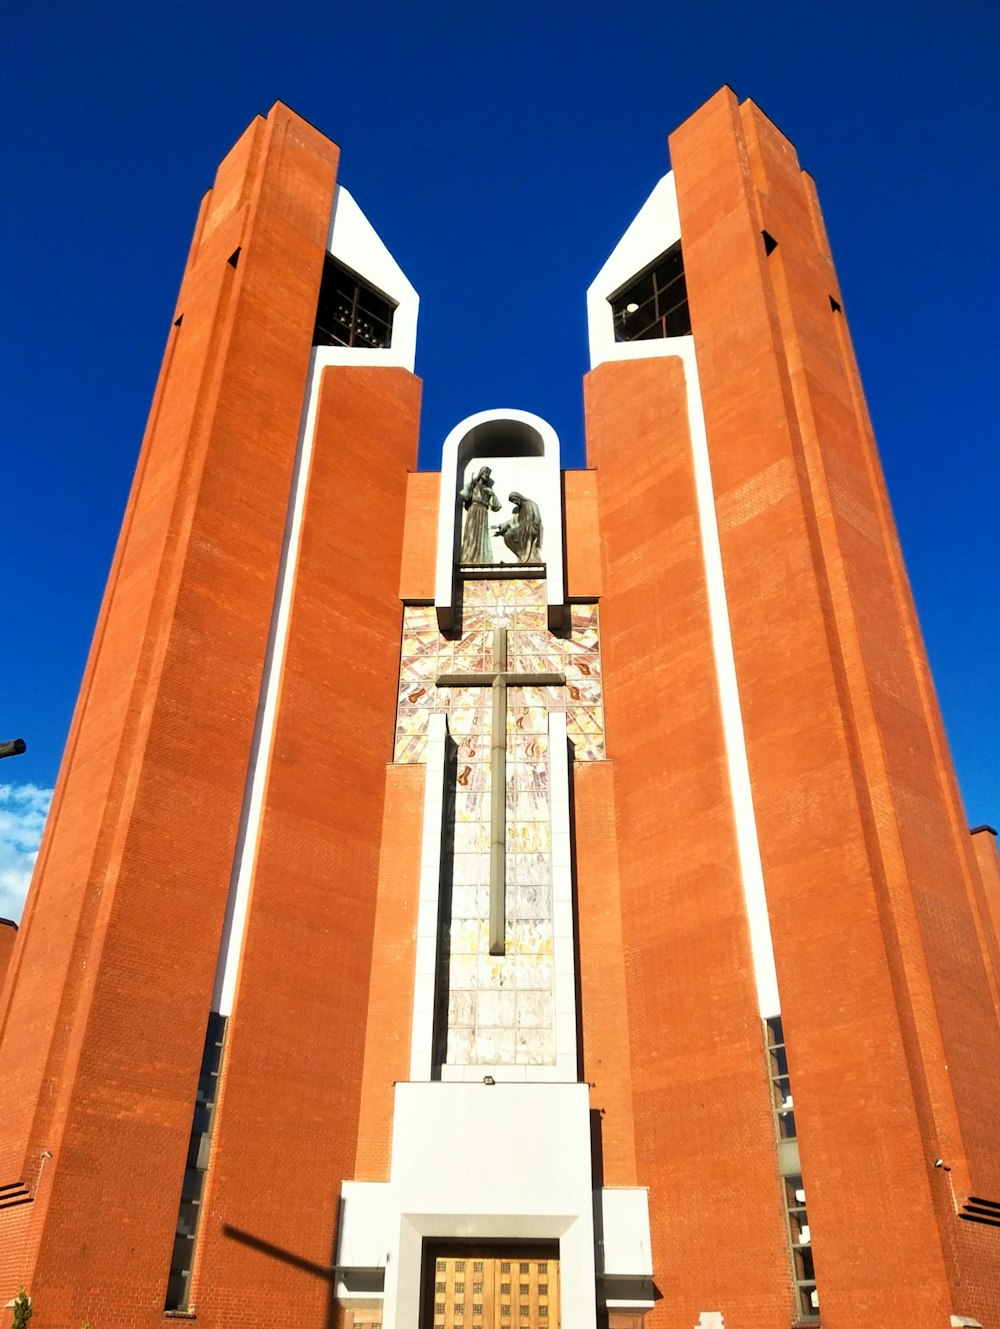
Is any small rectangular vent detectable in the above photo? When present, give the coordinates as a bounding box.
[959,1196,1000,1227]
[0,1181,32,1210]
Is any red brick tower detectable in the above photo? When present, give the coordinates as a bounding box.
[583,86,1000,1327]
[1,90,997,1329]
[0,101,421,1327]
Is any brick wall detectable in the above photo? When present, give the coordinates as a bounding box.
[585,354,793,1325]
[0,921,16,995]
[0,103,351,1326]
[190,365,420,1324]
[670,86,999,1321]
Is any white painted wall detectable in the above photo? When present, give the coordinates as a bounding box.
[548,711,579,1078]
[409,712,448,1080]
[323,185,419,371]
[345,1082,597,1329]
[337,1089,655,1322]
[595,1188,655,1312]
[587,171,682,370]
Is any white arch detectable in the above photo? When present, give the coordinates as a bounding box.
[434,408,566,630]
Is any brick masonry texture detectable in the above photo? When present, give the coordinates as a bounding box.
[973,829,1000,962]
[585,353,794,1326]
[563,470,602,601]
[2,88,998,1329]
[0,103,341,1323]
[0,102,353,1325]
[0,921,16,994]
[670,86,1000,1321]
[399,471,438,602]
[353,763,425,1180]
[190,364,421,1323]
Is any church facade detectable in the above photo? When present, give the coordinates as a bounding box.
[1,88,999,1329]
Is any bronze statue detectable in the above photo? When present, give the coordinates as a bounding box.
[494,491,542,563]
[459,466,501,563]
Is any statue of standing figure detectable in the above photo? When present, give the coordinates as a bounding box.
[494,491,542,564]
[459,466,502,563]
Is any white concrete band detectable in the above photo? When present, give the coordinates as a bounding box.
[587,171,682,369]
[210,347,325,1016]
[588,178,781,1018]
[548,710,580,1078]
[677,340,781,1017]
[409,711,448,1080]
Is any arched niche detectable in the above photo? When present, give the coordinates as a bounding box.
[434,408,566,630]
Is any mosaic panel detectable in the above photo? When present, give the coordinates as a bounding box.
[401,578,599,1070]
[394,579,605,764]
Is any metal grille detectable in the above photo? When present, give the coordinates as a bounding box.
[609,242,691,342]
[312,254,395,349]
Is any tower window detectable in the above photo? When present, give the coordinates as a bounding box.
[783,1174,819,1319]
[766,1019,819,1319]
[164,1011,228,1312]
[313,255,395,349]
[609,242,691,342]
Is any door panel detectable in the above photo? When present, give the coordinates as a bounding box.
[426,1251,559,1329]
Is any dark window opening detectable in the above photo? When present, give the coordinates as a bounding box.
[313,255,395,350]
[164,1012,228,1312]
[609,242,691,342]
[829,294,842,313]
[227,248,241,269]
[173,314,184,328]
[783,1175,819,1319]
[767,1020,819,1319]
[762,230,778,255]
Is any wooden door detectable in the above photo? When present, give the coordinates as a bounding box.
[427,1251,559,1329]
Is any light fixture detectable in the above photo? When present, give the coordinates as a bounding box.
[483,1076,495,1086]
[625,302,639,314]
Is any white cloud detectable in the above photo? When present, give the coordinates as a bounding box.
[0,783,53,923]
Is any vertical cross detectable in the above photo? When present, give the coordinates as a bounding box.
[437,626,565,954]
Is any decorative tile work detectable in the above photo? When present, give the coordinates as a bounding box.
[394,581,605,764]
[399,577,601,1070]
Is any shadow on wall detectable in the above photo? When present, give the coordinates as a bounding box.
[222,1224,340,1329]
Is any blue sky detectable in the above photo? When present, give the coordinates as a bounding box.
[3,1,998,916]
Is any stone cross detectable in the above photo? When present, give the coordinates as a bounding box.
[437,625,565,954]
